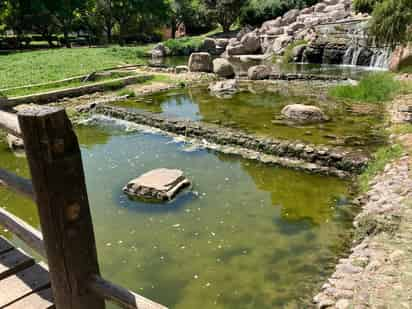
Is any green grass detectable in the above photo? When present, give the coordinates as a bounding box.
[0,46,152,89]
[390,123,412,135]
[358,144,404,192]
[329,72,401,103]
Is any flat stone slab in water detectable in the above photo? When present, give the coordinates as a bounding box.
[123,168,191,202]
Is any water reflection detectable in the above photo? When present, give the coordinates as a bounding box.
[0,124,354,308]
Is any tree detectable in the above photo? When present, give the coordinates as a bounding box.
[110,0,168,45]
[203,0,247,32]
[44,0,87,48]
[95,0,116,43]
[353,0,381,14]
[368,0,412,48]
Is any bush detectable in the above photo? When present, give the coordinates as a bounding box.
[163,37,203,56]
[328,73,401,103]
[240,0,319,26]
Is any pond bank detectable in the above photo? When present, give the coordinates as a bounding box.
[313,95,412,308]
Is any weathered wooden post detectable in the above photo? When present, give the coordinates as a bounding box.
[18,107,105,309]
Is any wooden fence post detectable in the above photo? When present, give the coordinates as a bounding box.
[18,107,105,309]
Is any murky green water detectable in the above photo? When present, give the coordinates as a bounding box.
[111,85,385,149]
[0,122,355,308]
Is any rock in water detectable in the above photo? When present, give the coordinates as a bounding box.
[151,43,169,58]
[123,168,191,202]
[208,80,238,98]
[281,104,328,123]
[188,52,213,72]
[213,58,235,78]
[248,65,272,80]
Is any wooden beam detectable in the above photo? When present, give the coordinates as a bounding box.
[0,208,45,258]
[88,275,168,309]
[0,168,34,201]
[18,107,105,309]
[0,110,22,137]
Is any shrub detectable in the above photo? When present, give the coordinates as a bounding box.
[163,37,203,56]
[328,73,400,103]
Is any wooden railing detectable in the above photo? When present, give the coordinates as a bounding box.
[0,107,167,309]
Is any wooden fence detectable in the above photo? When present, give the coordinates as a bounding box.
[0,108,167,309]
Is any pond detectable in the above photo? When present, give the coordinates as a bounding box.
[0,121,355,308]
[109,84,385,150]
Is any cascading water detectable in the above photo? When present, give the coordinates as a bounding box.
[342,25,391,69]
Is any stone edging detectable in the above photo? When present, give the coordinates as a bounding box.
[313,155,412,308]
[94,105,369,175]
[1,75,152,107]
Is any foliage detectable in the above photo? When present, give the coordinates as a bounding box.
[282,40,307,63]
[368,0,412,48]
[352,0,381,14]
[328,73,401,103]
[358,144,404,192]
[164,36,203,55]
[202,0,248,32]
[240,0,318,26]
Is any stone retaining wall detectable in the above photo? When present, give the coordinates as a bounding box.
[95,105,369,174]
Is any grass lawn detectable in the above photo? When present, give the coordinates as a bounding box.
[0,46,153,89]
[0,30,220,90]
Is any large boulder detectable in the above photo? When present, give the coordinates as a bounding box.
[240,30,261,54]
[248,65,272,80]
[389,45,412,72]
[261,17,282,33]
[151,43,169,58]
[282,9,300,25]
[188,52,213,72]
[300,7,314,15]
[226,43,247,56]
[123,169,191,202]
[213,58,235,78]
[208,79,239,98]
[281,104,328,123]
[314,3,327,12]
[285,22,305,35]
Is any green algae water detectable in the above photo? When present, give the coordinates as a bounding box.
[111,84,385,150]
[0,122,354,308]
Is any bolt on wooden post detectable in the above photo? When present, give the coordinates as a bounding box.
[18,107,105,309]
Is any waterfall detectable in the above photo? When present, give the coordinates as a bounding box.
[369,48,391,68]
[342,45,391,69]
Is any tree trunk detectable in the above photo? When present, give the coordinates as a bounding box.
[171,19,177,39]
[106,25,112,44]
[63,26,71,48]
